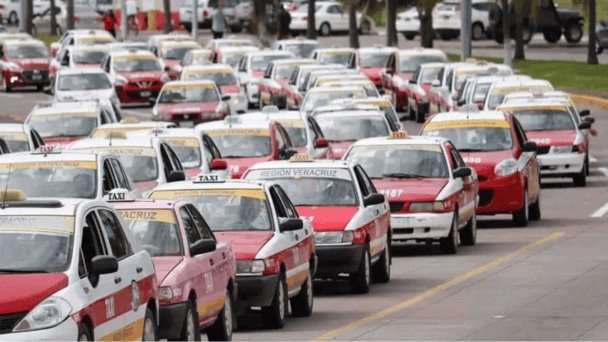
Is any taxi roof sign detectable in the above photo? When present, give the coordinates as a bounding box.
[223,115,242,125]
[0,189,26,202]
[388,131,409,139]
[289,153,314,162]
[104,189,134,202]
[193,173,225,183]
[32,145,59,155]
[121,118,139,123]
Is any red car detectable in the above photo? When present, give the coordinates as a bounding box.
[258,58,315,109]
[356,46,398,88]
[404,62,445,122]
[153,80,230,126]
[0,39,50,92]
[104,50,167,105]
[421,110,541,227]
[157,40,202,80]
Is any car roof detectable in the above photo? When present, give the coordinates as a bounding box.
[111,199,179,210]
[90,121,176,136]
[314,109,387,119]
[350,135,448,147]
[0,150,100,163]
[159,40,200,49]
[152,178,269,192]
[470,75,531,84]
[68,44,111,52]
[182,64,233,73]
[429,110,508,122]
[196,116,271,131]
[30,102,100,115]
[497,101,570,111]
[110,49,157,59]
[271,58,316,67]
[248,50,294,57]
[69,136,157,149]
[490,79,552,89]
[307,85,367,94]
[3,39,45,47]
[247,158,354,170]
[314,47,356,53]
[217,46,259,53]
[0,197,102,217]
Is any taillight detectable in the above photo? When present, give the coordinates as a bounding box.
[203,10,209,18]
[74,15,80,23]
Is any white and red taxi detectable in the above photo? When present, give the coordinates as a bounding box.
[421,111,541,227]
[311,47,357,68]
[153,80,230,126]
[483,79,554,110]
[258,59,315,109]
[356,46,398,87]
[284,64,345,109]
[237,50,294,108]
[211,45,260,67]
[497,101,592,186]
[90,120,177,138]
[157,40,203,80]
[51,45,110,76]
[404,62,445,123]
[0,123,45,152]
[179,64,247,114]
[274,38,319,58]
[331,97,401,128]
[148,175,315,328]
[243,154,391,293]
[0,192,158,341]
[102,50,167,106]
[195,115,298,179]
[50,29,114,58]
[0,39,50,92]
[110,193,236,340]
[343,132,478,254]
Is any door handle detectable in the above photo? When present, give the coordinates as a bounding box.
[209,259,214,266]
[114,277,122,284]
[136,267,143,273]
[375,209,380,215]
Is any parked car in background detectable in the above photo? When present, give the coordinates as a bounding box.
[32,2,100,35]
[433,0,493,41]
[179,0,243,33]
[597,19,608,54]
[289,1,373,36]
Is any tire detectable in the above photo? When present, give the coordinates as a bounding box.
[77,323,92,341]
[142,307,158,342]
[262,274,287,329]
[440,212,459,254]
[573,163,587,187]
[179,300,201,341]
[319,22,331,36]
[230,24,243,33]
[565,23,583,43]
[408,103,415,121]
[1,75,11,93]
[472,23,485,40]
[290,269,313,317]
[183,23,193,33]
[529,190,541,221]
[403,33,416,40]
[512,189,529,227]
[459,213,477,246]
[543,29,562,43]
[371,243,391,283]
[349,246,371,294]
[416,102,427,123]
[359,20,371,35]
[207,290,234,341]
[585,154,590,176]
[36,85,44,92]
[440,33,454,41]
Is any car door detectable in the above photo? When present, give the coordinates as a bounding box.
[513,118,540,202]
[354,165,388,259]
[446,143,476,225]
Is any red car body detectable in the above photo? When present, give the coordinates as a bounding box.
[0,41,50,91]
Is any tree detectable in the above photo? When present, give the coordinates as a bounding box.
[307,0,317,39]
[50,0,58,35]
[386,0,398,46]
[415,0,440,48]
[500,0,511,65]
[66,0,74,30]
[513,0,538,61]
[573,0,598,64]
[348,0,360,48]
[163,0,172,33]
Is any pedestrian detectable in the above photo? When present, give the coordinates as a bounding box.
[278,6,291,40]
[98,10,118,38]
[211,1,225,39]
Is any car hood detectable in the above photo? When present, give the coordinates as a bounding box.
[459,150,514,176]
[156,102,218,114]
[373,178,448,202]
[525,130,577,147]
[220,84,240,94]
[226,156,272,179]
[45,136,85,145]
[295,206,358,231]
[153,256,184,285]
[118,70,163,81]
[0,273,68,314]
[214,231,274,259]
[9,58,49,70]
[56,89,114,101]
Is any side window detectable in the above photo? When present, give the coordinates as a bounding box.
[103,159,116,193]
[264,64,273,79]
[450,148,466,168]
[186,205,215,240]
[307,118,320,140]
[446,71,454,90]
[275,127,286,152]
[179,207,202,244]
[275,186,298,218]
[30,129,42,149]
[100,110,110,124]
[110,158,131,190]
[98,209,132,260]
[79,212,107,279]
[159,144,175,176]
[278,126,293,148]
[357,166,377,194]
[353,167,371,197]
[165,144,184,171]
[269,187,287,218]
[512,119,526,147]
[201,136,214,163]
[205,135,222,159]
[309,117,325,138]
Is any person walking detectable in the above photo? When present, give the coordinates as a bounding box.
[211,1,225,39]
[99,10,118,38]
[278,6,291,40]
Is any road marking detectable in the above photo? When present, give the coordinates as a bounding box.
[0,93,23,99]
[589,155,598,163]
[314,232,564,341]
[598,167,608,178]
[591,203,608,218]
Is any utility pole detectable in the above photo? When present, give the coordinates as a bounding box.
[120,0,127,41]
[192,0,199,41]
[20,0,28,33]
[460,0,472,60]
[66,0,74,30]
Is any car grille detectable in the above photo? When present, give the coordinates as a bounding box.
[22,70,49,82]
[536,146,551,155]
[131,81,161,89]
[389,201,405,213]
[0,312,26,334]
[478,189,494,207]
[173,113,200,121]
[126,90,160,100]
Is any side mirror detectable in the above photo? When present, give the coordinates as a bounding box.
[578,121,592,130]
[210,159,228,170]
[284,148,298,159]
[190,239,217,256]
[279,218,303,232]
[378,88,385,95]
[408,79,416,84]
[523,141,538,152]
[584,117,595,124]
[452,167,472,178]
[363,193,385,207]
[91,255,118,275]
[579,109,590,117]
[385,67,394,75]
[456,98,466,107]
[313,137,328,148]
[431,79,441,87]
[167,170,186,182]
[221,94,231,102]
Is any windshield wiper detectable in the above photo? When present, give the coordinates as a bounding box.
[382,173,430,178]
[0,268,50,273]
[458,148,485,152]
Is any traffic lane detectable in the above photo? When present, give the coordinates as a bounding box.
[0,88,49,120]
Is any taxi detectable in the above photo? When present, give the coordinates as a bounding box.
[211,45,260,68]
[0,149,136,199]
[318,79,382,98]
[179,48,214,69]
[51,45,110,77]
[300,85,368,115]
[274,38,319,58]
[204,37,257,50]
[404,62,445,123]
[157,40,203,80]
[311,47,357,68]
[237,50,294,108]
[331,97,401,127]
[0,191,158,341]
[90,120,177,137]
[195,114,297,179]
[497,101,592,186]
[153,80,230,126]
[483,79,554,110]
[284,64,346,109]
[0,123,45,152]
[148,175,315,328]
[147,33,193,56]
[72,34,115,47]
[68,133,186,192]
[0,39,50,92]
[458,75,531,110]
[356,46,398,87]
[51,69,121,116]
[102,50,167,105]
[243,154,391,293]
[258,59,316,109]
[303,68,364,93]
[25,101,118,146]
[179,64,246,114]
[421,111,541,226]
[109,192,236,340]
[381,48,447,112]
[50,29,114,58]
[343,132,478,254]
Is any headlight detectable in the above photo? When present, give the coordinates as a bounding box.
[315,231,353,244]
[13,297,72,332]
[231,96,239,105]
[494,158,518,176]
[551,145,572,154]
[409,201,445,213]
[115,75,127,86]
[236,259,265,275]
[158,286,174,301]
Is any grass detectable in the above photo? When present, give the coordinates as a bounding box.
[35,33,60,48]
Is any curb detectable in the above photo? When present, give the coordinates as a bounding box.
[569,93,608,109]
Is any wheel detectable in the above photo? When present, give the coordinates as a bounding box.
[415,102,427,123]
[472,22,485,40]
[77,324,92,341]
[8,12,18,25]
[565,23,583,43]
[349,246,371,294]
[359,20,371,35]
[290,269,313,317]
[262,274,287,329]
[183,23,193,33]
[440,212,459,254]
[543,29,562,43]
[585,154,590,176]
[408,103,415,121]
[529,190,541,221]
[371,243,391,283]
[179,300,201,341]
[512,189,529,227]
[319,22,331,36]
[142,307,158,342]
[573,163,587,187]
[207,290,234,341]
[231,23,243,33]
[459,213,477,246]
[403,33,416,40]
[36,85,44,92]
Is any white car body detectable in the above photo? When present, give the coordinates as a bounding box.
[433,0,493,40]
[290,1,364,35]
[52,69,121,115]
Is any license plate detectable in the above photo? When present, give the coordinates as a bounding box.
[391,216,412,227]
[32,75,42,80]
[140,91,152,97]
[180,121,194,128]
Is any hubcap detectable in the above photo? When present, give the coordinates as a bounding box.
[224,294,233,337]
[186,308,195,341]
[278,280,285,320]
[143,316,155,341]
[364,251,370,285]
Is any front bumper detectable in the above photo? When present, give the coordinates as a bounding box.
[116,85,161,104]
[158,301,189,340]
[0,315,78,341]
[235,273,279,310]
[390,212,454,241]
[315,243,366,278]
[538,152,584,176]
[476,172,525,215]
[5,70,50,88]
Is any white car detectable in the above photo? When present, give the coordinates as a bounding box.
[49,29,113,58]
[178,0,242,32]
[237,50,294,107]
[32,2,100,35]
[396,7,420,40]
[51,45,110,76]
[290,1,373,36]
[433,0,493,41]
[0,123,45,152]
[1,0,48,25]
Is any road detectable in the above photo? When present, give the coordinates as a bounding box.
[2,87,608,340]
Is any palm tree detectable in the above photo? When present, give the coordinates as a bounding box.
[513,0,538,61]
[415,0,440,48]
[66,0,74,30]
[50,0,58,35]
[386,0,398,46]
[573,0,598,64]
[307,0,317,39]
[163,0,172,33]
[348,0,360,48]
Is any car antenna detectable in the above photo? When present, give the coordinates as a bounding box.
[1,164,13,209]
[109,125,113,146]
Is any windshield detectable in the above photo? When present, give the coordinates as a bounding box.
[275,65,298,79]
[184,71,237,86]
[163,47,195,60]
[487,85,553,110]
[72,50,107,64]
[222,55,243,68]
[399,55,446,73]
[29,114,98,138]
[423,126,513,152]
[359,53,391,68]
[346,145,448,179]
[116,155,158,182]
[316,116,389,142]
[210,134,271,157]
[0,216,73,273]
[472,83,491,102]
[296,4,321,11]
[418,66,443,84]
[0,133,29,152]
[0,165,97,198]
[7,45,48,58]
[303,90,366,112]
[251,55,291,71]
[58,73,112,91]
[120,209,182,257]
[284,44,317,58]
[318,52,354,67]
[511,109,575,131]
[159,87,219,103]
[283,126,307,147]
[114,59,160,72]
